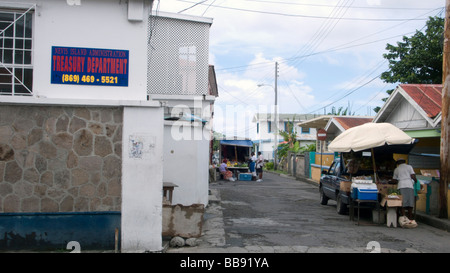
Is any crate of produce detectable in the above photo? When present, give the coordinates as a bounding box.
[239,173,253,181]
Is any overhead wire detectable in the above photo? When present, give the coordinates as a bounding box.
[244,0,437,11]
[178,0,209,13]
[217,0,353,109]
[306,73,382,115]
[257,6,442,115]
[194,1,443,132]
[352,82,390,114]
[284,0,353,69]
[176,0,432,21]
[270,0,354,110]
[214,7,442,73]
[317,59,387,104]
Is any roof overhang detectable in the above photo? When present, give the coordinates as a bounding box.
[219,139,253,147]
[404,129,441,138]
[153,11,213,25]
[297,115,335,129]
[373,85,441,128]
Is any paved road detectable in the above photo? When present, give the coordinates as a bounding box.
[167,172,450,253]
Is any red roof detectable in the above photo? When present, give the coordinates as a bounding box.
[399,84,442,118]
[333,117,373,130]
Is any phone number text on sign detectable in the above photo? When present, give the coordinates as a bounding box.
[61,74,119,85]
[51,46,129,87]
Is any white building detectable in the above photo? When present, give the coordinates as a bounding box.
[147,11,214,207]
[0,0,214,252]
[252,113,318,161]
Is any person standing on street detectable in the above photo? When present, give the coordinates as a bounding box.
[256,152,264,182]
[249,152,257,181]
[392,158,418,220]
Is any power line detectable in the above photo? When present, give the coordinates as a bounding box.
[306,73,382,115]
[245,0,440,11]
[353,82,390,114]
[176,0,434,21]
[281,0,354,77]
[282,6,442,73]
[178,0,209,13]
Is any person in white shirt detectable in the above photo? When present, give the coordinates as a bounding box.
[256,152,264,182]
[392,158,418,220]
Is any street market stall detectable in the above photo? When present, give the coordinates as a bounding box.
[327,123,419,226]
[219,139,253,166]
[217,139,253,180]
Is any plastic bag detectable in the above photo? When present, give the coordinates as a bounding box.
[398,216,418,228]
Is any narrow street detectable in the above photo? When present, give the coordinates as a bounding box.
[176,171,450,253]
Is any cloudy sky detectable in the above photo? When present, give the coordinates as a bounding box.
[156,0,444,139]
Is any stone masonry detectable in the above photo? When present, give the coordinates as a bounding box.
[0,105,123,213]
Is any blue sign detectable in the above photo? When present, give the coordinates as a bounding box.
[51,46,129,87]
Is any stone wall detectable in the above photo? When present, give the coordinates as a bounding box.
[0,105,123,213]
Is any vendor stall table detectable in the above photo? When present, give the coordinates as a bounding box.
[349,198,380,226]
[216,166,249,179]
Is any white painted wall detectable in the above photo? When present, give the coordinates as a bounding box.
[121,105,164,252]
[384,99,430,130]
[154,95,213,206]
[31,0,151,100]
[163,122,209,206]
[0,0,213,251]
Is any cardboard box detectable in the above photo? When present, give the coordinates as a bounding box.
[381,195,403,207]
[340,181,352,192]
[377,184,397,197]
[420,169,440,178]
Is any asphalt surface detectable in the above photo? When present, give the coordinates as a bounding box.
[167,171,450,253]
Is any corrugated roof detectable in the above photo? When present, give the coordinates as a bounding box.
[333,117,373,130]
[399,84,442,118]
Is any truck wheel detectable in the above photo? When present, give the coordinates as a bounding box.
[336,194,347,215]
[320,186,329,205]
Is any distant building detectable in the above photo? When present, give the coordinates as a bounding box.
[252,113,318,161]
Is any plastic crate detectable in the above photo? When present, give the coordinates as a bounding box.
[239,173,253,181]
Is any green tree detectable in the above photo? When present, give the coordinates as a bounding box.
[375,16,444,112]
[381,16,443,84]
[212,131,225,151]
[277,117,298,160]
[327,105,354,116]
[276,116,316,160]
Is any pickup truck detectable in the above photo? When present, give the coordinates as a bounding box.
[319,158,351,215]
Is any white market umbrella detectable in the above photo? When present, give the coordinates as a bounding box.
[328,123,415,153]
[328,123,415,183]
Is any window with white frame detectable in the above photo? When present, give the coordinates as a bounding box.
[0,8,33,96]
[301,127,310,134]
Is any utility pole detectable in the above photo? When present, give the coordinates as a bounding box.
[440,0,450,219]
[274,61,279,170]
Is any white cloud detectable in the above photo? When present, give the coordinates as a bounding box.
[366,0,381,6]
[157,0,444,135]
